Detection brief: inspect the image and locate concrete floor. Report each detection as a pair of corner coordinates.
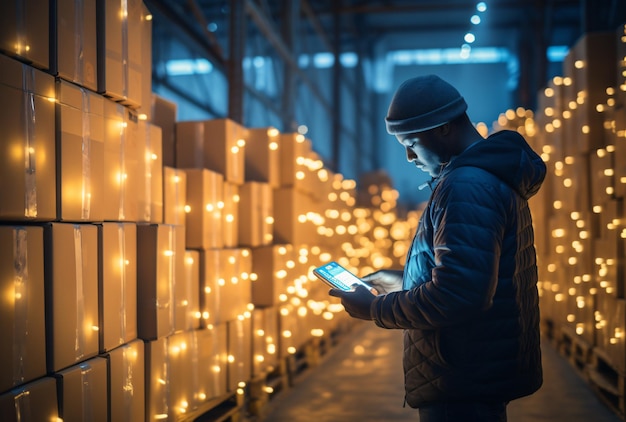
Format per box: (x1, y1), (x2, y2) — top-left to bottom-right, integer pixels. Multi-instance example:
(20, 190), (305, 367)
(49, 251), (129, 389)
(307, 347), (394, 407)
(262, 321), (623, 422)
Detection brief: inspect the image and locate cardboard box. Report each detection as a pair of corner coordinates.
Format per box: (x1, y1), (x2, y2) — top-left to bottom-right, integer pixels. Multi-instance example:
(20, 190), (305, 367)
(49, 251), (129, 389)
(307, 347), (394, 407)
(0, 0), (49, 70)
(197, 324), (228, 400)
(145, 337), (169, 421)
(54, 0), (98, 90)
(137, 121), (164, 223)
(279, 133), (311, 189)
(227, 317), (252, 391)
(613, 108), (626, 198)
(107, 340), (145, 422)
(0, 377), (58, 421)
(0, 226), (46, 394)
(273, 187), (317, 245)
(45, 223), (99, 372)
(563, 31), (617, 153)
(252, 307), (279, 376)
(98, 223), (138, 352)
(617, 24), (626, 107)
(183, 250), (202, 330)
(200, 248), (252, 325)
(102, 99), (140, 221)
(238, 182), (273, 247)
(137, 224), (185, 340)
(150, 94), (177, 167)
(136, 2), (153, 120)
(163, 166), (187, 226)
(57, 79), (105, 222)
(245, 127), (280, 187)
(56, 356), (108, 422)
(168, 331), (196, 419)
(176, 118), (246, 184)
(173, 230), (202, 333)
(589, 147), (615, 207)
(97, 0), (145, 108)
(0, 54), (56, 221)
(184, 168), (225, 249)
(250, 244), (293, 307)
(223, 182), (240, 247)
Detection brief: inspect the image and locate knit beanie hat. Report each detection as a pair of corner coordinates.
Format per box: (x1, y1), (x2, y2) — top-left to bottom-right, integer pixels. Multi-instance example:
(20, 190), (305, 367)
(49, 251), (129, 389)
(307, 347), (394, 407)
(385, 75), (468, 134)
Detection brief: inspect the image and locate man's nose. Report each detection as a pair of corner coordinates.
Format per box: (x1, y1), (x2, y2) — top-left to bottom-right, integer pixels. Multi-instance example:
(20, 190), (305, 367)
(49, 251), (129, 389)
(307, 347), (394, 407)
(406, 147), (417, 162)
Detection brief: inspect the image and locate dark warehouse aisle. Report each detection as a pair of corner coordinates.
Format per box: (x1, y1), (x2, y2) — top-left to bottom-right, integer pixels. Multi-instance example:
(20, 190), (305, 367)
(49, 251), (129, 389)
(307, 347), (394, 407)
(261, 322), (622, 422)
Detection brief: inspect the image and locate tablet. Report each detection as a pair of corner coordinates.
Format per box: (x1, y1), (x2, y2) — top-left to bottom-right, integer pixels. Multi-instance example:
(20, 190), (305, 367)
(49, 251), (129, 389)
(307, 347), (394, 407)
(313, 261), (376, 294)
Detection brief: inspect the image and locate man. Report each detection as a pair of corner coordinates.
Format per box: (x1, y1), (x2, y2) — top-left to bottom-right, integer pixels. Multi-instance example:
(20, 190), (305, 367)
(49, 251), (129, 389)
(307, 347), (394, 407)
(329, 74), (545, 421)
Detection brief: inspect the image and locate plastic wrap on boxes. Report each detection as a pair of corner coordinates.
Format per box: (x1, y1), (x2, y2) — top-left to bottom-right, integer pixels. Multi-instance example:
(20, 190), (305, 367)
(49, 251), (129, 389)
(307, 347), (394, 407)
(0, 54), (56, 221)
(137, 121), (163, 223)
(137, 224), (185, 340)
(0, 226), (46, 394)
(145, 336), (169, 421)
(45, 223), (99, 372)
(56, 356), (108, 422)
(0, 0), (49, 70)
(54, 0), (98, 90)
(108, 339), (145, 422)
(103, 99), (140, 221)
(97, 0), (145, 108)
(0, 377), (58, 421)
(57, 80), (105, 222)
(99, 223), (138, 352)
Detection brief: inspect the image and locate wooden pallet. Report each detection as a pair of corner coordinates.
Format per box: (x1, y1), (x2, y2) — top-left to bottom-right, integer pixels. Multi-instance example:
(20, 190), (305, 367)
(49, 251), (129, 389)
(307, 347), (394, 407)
(191, 391), (245, 422)
(246, 320), (358, 419)
(587, 347), (626, 419)
(247, 361), (291, 418)
(554, 324), (593, 373)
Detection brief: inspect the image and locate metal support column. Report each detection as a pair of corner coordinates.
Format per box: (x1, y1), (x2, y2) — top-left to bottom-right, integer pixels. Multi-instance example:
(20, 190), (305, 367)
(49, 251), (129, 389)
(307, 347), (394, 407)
(331, 0), (342, 172)
(229, 0), (245, 124)
(281, 0), (299, 132)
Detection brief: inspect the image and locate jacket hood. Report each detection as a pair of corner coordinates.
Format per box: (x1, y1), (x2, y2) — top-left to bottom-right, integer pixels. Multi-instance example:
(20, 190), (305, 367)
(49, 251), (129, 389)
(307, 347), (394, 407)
(443, 130), (546, 200)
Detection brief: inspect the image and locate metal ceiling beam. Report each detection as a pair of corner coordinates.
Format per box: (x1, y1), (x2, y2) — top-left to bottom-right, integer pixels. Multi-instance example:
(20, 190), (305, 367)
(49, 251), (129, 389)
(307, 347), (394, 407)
(187, 0), (224, 58)
(301, 0), (333, 52)
(324, 0), (579, 15)
(244, 0), (332, 113)
(144, 0), (226, 68)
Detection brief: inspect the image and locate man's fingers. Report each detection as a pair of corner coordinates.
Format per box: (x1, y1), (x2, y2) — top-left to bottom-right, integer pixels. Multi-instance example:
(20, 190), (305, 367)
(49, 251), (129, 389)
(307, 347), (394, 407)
(328, 288), (344, 297)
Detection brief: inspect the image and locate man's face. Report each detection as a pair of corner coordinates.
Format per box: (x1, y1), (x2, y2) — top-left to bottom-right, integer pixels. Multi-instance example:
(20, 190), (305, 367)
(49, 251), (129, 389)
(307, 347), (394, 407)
(396, 130), (447, 177)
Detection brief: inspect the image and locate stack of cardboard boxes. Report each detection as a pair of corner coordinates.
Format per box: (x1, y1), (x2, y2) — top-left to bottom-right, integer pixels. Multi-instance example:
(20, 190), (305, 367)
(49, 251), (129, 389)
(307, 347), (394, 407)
(0, 1), (418, 420)
(496, 26), (626, 416)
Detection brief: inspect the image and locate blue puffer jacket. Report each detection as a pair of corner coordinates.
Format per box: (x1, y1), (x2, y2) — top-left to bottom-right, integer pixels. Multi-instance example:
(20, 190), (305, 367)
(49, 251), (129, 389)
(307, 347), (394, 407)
(371, 130), (545, 408)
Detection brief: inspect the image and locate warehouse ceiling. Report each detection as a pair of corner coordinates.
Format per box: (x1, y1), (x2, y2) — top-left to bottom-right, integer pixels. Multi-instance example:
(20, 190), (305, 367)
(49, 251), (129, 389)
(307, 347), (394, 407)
(149, 0), (591, 59)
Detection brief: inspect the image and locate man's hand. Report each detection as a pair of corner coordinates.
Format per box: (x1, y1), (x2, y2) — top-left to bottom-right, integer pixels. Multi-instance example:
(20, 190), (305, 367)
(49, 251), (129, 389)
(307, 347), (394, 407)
(361, 270), (404, 294)
(329, 285), (376, 320)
